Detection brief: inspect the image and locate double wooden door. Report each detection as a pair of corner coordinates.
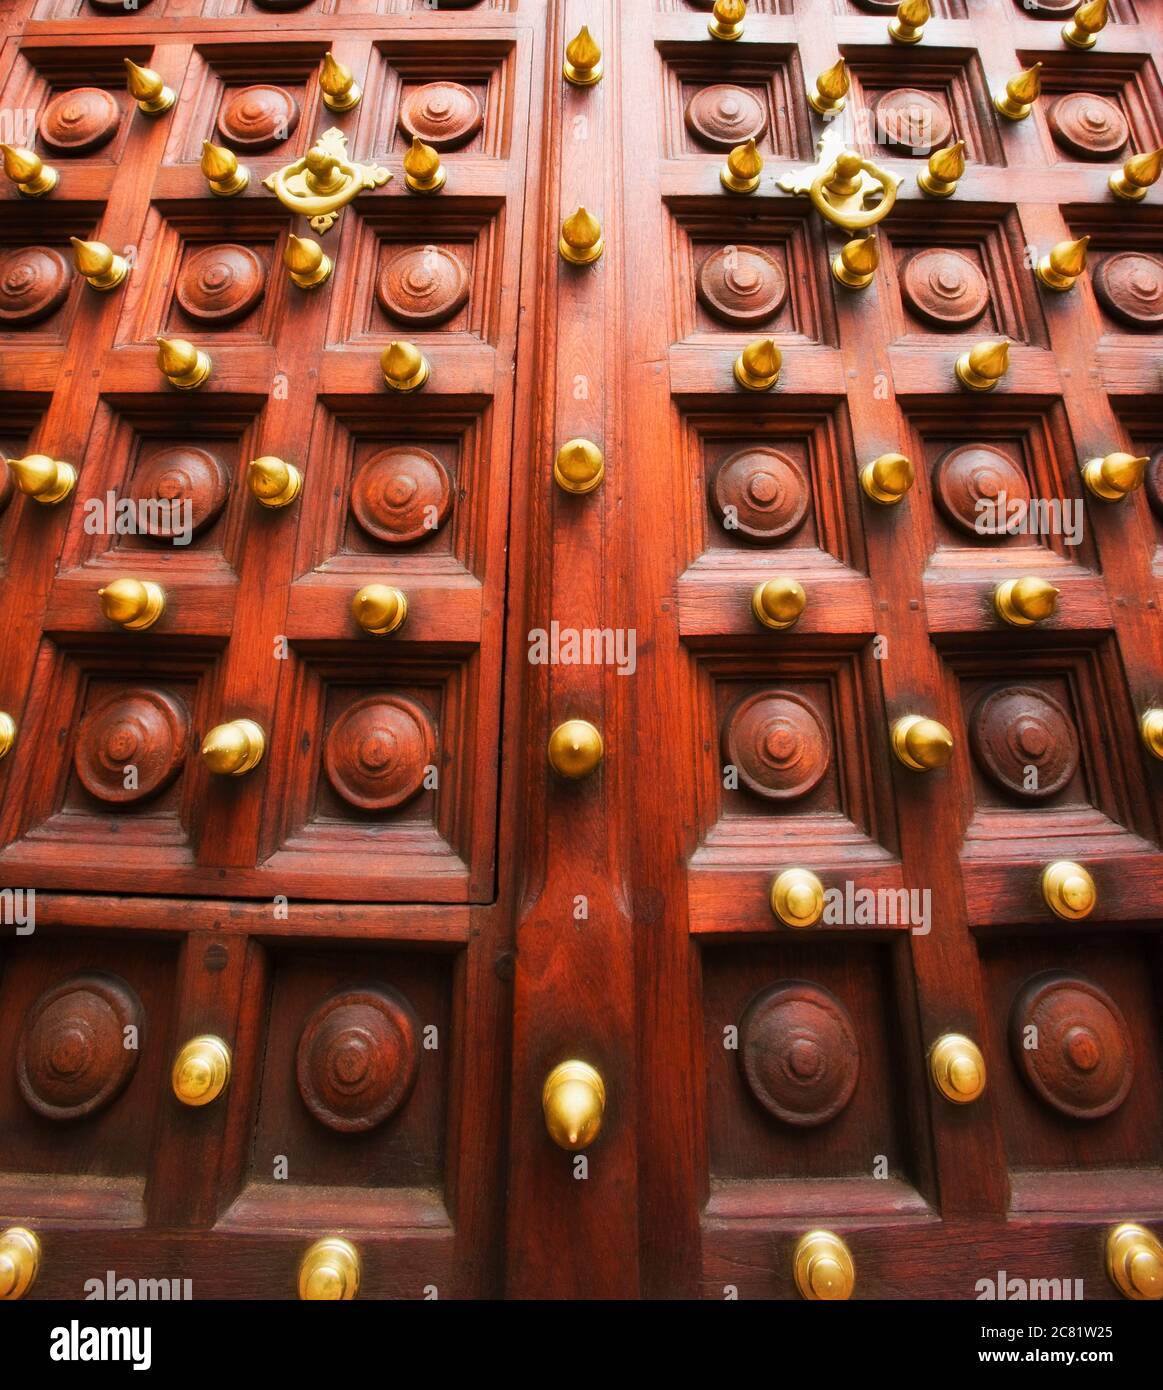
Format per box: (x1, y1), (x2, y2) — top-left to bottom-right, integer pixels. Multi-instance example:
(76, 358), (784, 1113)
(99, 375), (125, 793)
(1, 0), (1162, 1301)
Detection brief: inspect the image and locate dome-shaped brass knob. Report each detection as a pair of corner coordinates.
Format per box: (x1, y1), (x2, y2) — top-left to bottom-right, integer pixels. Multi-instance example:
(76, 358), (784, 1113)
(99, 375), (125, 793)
(283, 234), (332, 290)
(559, 206), (604, 264)
(930, 1033), (987, 1104)
(0, 1227), (40, 1300)
(708, 0), (746, 42)
(752, 577), (806, 630)
(71, 237), (130, 291)
(1036, 236), (1089, 293)
(563, 25), (603, 86)
(832, 233), (879, 290)
(994, 62), (1041, 121)
(0, 711), (15, 760)
(1, 143), (58, 197)
(124, 58), (175, 116)
(7, 453), (76, 505)
(892, 714), (954, 772)
(770, 867), (825, 930)
(994, 576), (1059, 627)
(720, 138), (763, 195)
(542, 1060), (606, 1150)
(200, 139), (248, 197)
(98, 578), (166, 631)
(860, 453), (914, 505)
(1041, 860), (1096, 921)
(298, 1236), (361, 1300)
(1083, 452), (1149, 502)
(248, 456), (302, 508)
(1106, 1223), (1163, 1301)
(1142, 709), (1163, 761)
(351, 584), (408, 636)
(793, 1230), (854, 1301)
(320, 52), (361, 112)
(171, 1035), (231, 1106)
(403, 135), (446, 195)
(734, 337), (781, 392)
(554, 438), (604, 495)
(956, 338), (1010, 391)
(201, 719), (266, 776)
(380, 340), (430, 392)
(547, 719), (604, 779)
(157, 336), (211, 390)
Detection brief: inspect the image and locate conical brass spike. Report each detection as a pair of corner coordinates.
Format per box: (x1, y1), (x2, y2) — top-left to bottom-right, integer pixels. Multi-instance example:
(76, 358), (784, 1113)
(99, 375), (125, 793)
(70, 237), (129, 291)
(7, 454), (76, 505)
(564, 25), (603, 86)
(1141, 709), (1163, 761)
(201, 720), (265, 776)
(0, 711), (15, 760)
(832, 233), (879, 289)
(283, 233), (332, 289)
(808, 58), (848, 117)
(995, 63), (1042, 121)
(918, 139), (966, 197)
(1109, 148), (1163, 202)
(1, 143), (58, 197)
(860, 453), (914, 506)
(994, 575), (1059, 627)
(1037, 235), (1089, 291)
(720, 137), (763, 194)
(97, 577), (166, 631)
(559, 206), (604, 264)
(891, 714), (954, 772)
(320, 52), (361, 112)
(955, 338), (1010, 391)
(1082, 452), (1149, 502)
(248, 457), (302, 509)
(156, 336), (212, 390)
(200, 140), (248, 197)
(708, 0), (747, 42)
(351, 584), (408, 636)
(403, 134), (446, 194)
(734, 337), (782, 392)
(1063, 0), (1109, 49)
(380, 340), (430, 393)
(889, 0), (930, 46)
(124, 57), (175, 115)
(752, 577), (806, 631)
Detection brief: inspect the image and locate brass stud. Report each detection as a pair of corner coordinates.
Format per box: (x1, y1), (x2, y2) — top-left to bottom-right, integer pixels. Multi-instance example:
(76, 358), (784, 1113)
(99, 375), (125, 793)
(1141, 708), (1163, 761)
(860, 452), (914, 506)
(1, 144), (58, 197)
(0, 711), (15, 760)
(793, 1231), (855, 1301)
(1041, 861), (1096, 921)
(1083, 452), (1148, 501)
(320, 52), (361, 112)
(1106, 1224), (1163, 1302)
(547, 720), (604, 779)
(98, 578), (166, 631)
(892, 714), (954, 772)
(157, 336), (211, 390)
(554, 438), (605, 495)
(559, 206), (604, 264)
(889, 0), (930, 46)
(918, 139), (966, 198)
(807, 59), (849, 118)
(124, 57), (175, 115)
(564, 25), (603, 86)
(248, 456), (302, 509)
(171, 1035), (232, 1105)
(752, 577), (805, 630)
(955, 338), (1010, 392)
(351, 584), (408, 636)
(994, 575), (1059, 627)
(708, 0), (747, 42)
(1109, 148), (1163, 203)
(930, 1033), (986, 1104)
(542, 1060), (606, 1151)
(380, 340), (430, 393)
(403, 135), (446, 195)
(201, 720), (266, 776)
(770, 868), (825, 930)
(283, 233), (332, 290)
(720, 138), (763, 194)
(200, 139), (249, 197)
(6, 454), (76, 505)
(70, 237), (130, 291)
(0, 1227), (41, 1301)
(734, 337), (781, 391)
(299, 1237), (361, 1301)
(832, 233), (879, 289)
(995, 63), (1042, 122)
(1062, 0), (1109, 50)
(1036, 235), (1089, 292)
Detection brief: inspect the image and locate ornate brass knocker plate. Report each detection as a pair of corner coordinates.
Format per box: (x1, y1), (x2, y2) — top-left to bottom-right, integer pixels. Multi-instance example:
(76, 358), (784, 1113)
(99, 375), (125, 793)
(263, 127), (390, 234)
(779, 130), (901, 232)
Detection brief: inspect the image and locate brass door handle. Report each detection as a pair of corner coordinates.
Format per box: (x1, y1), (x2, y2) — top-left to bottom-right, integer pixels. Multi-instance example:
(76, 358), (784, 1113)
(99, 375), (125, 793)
(779, 132), (902, 233)
(264, 127), (390, 234)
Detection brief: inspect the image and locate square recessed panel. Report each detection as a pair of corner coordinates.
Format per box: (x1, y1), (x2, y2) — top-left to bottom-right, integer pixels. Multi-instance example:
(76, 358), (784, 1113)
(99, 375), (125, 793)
(0, 398), (45, 574)
(658, 45), (810, 161)
(0, 205), (97, 346)
(1111, 398), (1163, 572)
(1061, 205), (1163, 338)
(1031, 52), (1163, 167)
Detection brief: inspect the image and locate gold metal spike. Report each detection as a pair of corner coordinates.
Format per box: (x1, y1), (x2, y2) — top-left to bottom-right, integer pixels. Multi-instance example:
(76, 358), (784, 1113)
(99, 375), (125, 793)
(200, 140), (249, 197)
(201, 721), (265, 776)
(564, 25), (603, 86)
(995, 63), (1042, 121)
(247, 457), (302, 509)
(994, 576), (1059, 627)
(403, 135), (446, 195)
(559, 206), (604, 264)
(1109, 148), (1163, 203)
(1041, 861), (1096, 921)
(157, 336), (211, 390)
(808, 59), (849, 118)
(734, 337), (782, 392)
(832, 233), (879, 289)
(70, 237), (129, 291)
(1063, 0), (1109, 50)
(708, 0), (747, 42)
(320, 52), (361, 112)
(720, 137), (763, 194)
(554, 438), (605, 495)
(889, 0), (930, 46)
(892, 715), (954, 772)
(955, 338), (1010, 391)
(752, 577), (805, 630)
(918, 139), (966, 198)
(98, 578), (166, 631)
(0, 712), (16, 760)
(769, 868), (825, 930)
(283, 233), (332, 290)
(1036, 235), (1090, 292)
(793, 1231), (855, 1301)
(930, 1034), (986, 1103)
(1083, 452), (1148, 501)
(6, 454), (76, 505)
(351, 584), (408, 636)
(1, 144), (58, 197)
(380, 340), (430, 393)
(860, 453), (914, 506)
(547, 720), (604, 779)
(1140, 709), (1163, 761)
(124, 57), (175, 115)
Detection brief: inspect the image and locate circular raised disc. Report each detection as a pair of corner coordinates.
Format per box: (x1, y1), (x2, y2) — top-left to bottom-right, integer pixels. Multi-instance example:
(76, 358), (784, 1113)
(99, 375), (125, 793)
(1093, 252), (1163, 330)
(740, 981), (860, 1127)
(87, 0), (155, 7)
(709, 447), (809, 543)
(296, 984), (420, 1133)
(1147, 452), (1163, 522)
(697, 245), (787, 327)
(350, 447), (452, 545)
(0, 464), (12, 515)
(873, 89), (953, 156)
(849, 0), (900, 10)
(17, 972), (142, 1120)
(217, 85), (300, 153)
(176, 244), (265, 325)
(130, 444), (229, 539)
(1010, 0), (1078, 13)
(900, 248), (989, 330)
(39, 87), (121, 155)
(1010, 971), (1134, 1120)
(724, 689), (831, 802)
(684, 84), (768, 151)
(0, 246), (70, 326)
(376, 245), (469, 327)
(251, 0), (314, 7)
(74, 686), (191, 805)
(399, 82), (482, 151)
(325, 695), (436, 811)
(933, 443), (1031, 537)
(1048, 93), (1129, 161)
(970, 684), (1080, 800)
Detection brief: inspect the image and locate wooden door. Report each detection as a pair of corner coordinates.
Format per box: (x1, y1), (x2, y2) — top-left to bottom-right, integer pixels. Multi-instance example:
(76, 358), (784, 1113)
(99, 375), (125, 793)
(2, 0), (1162, 1304)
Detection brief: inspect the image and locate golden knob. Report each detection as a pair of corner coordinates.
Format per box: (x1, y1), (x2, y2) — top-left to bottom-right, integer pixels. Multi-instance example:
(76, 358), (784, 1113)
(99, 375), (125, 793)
(1041, 860), (1096, 921)
(298, 1237), (361, 1300)
(0, 711), (15, 760)
(1, 143), (58, 197)
(769, 867), (825, 930)
(248, 456), (302, 508)
(98, 578), (166, 631)
(554, 438), (604, 495)
(892, 714), (954, 772)
(171, 1035), (231, 1106)
(559, 206), (604, 265)
(1141, 709), (1163, 761)
(1082, 452), (1148, 501)
(1109, 148), (1163, 203)
(807, 59), (848, 117)
(547, 719), (604, 780)
(124, 57), (174, 115)
(542, 1060), (606, 1150)
(200, 139), (249, 197)
(955, 338), (1010, 392)
(201, 719), (266, 776)
(832, 233), (879, 290)
(1106, 1223), (1163, 1301)
(793, 1230), (854, 1300)
(157, 336), (211, 390)
(861, 452), (914, 505)
(930, 1033), (986, 1103)
(1063, 0), (1109, 50)
(320, 52), (361, 112)
(1036, 235), (1090, 292)
(720, 138), (763, 195)
(70, 236), (129, 292)
(995, 63), (1042, 122)
(283, 233), (332, 290)
(994, 575), (1059, 627)
(889, 0), (930, 46)
(0, 1227), (40, 1300)
(380, 340), (430, 393)
(403, 135), (446, 195)
(918, 140), (966, 198)
(752, 577), (805, 630)
(351, 584), (408, 636)
(734, 337), (782, 392)
(6, 453), (76, 505)
(564, 25), (603, 86)
(708, 0), (747, 42)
